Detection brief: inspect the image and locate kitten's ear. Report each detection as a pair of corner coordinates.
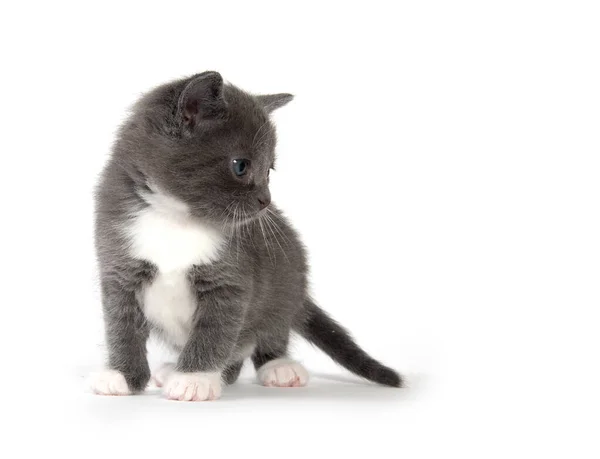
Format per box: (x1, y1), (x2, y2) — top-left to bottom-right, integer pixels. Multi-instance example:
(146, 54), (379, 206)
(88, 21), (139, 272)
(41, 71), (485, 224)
(257, 93), (294, 113)
(178, 71), (227, 128)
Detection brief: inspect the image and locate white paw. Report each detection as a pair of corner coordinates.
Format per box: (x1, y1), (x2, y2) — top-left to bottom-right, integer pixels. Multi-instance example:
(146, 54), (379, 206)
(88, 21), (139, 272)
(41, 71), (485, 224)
(152, 362), (175, 388)
(163, 371), (222, 401)
(257, 359), (309, 387)
(88, 369), (131, 396)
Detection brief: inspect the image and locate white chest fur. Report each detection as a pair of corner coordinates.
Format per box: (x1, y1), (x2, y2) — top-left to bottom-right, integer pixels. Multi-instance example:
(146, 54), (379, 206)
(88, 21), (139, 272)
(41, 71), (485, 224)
(126, 191), (224, 347)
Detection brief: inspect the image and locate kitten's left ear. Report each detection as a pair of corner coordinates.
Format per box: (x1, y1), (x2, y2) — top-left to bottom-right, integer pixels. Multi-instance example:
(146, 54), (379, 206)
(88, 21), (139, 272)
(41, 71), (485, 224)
(178, 71), (227, 128)
(257, 93), (294, 114)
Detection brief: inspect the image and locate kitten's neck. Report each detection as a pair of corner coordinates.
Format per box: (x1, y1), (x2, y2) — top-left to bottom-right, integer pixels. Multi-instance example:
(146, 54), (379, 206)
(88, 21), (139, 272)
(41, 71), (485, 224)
(137, 183), (191, 221)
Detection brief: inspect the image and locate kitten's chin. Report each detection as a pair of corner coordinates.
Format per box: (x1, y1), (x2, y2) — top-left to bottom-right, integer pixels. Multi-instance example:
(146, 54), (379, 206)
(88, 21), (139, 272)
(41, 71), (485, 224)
(225, 210), (264, 229)
(214, 204), (268, 231)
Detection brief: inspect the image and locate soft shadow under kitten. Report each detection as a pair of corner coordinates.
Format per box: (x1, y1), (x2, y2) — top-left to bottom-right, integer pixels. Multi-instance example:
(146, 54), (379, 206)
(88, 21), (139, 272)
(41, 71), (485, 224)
(91, 71), (402, 401)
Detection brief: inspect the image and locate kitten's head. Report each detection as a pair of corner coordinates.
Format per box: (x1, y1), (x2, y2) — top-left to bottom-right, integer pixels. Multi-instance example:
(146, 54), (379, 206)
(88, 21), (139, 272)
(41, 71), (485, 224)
(132, 71), (292, 227)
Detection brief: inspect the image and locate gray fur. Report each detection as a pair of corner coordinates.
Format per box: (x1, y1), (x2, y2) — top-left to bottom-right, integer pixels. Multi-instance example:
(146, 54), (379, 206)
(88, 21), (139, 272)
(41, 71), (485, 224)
(95, 71), (402, 393)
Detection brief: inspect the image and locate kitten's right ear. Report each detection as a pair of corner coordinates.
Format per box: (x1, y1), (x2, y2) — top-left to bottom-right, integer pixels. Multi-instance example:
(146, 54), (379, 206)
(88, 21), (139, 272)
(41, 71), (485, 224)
(178, 71), (227, 128)
(257, 93), (294, 113)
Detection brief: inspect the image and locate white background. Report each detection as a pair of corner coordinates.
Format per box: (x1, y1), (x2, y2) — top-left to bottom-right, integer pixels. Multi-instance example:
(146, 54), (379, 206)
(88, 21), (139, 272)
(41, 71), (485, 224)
(1, 1), (598, 457)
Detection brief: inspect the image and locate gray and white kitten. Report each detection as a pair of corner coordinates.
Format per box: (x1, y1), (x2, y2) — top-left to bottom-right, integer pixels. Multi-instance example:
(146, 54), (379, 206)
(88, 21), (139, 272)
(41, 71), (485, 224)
(91, 71), (402, 401)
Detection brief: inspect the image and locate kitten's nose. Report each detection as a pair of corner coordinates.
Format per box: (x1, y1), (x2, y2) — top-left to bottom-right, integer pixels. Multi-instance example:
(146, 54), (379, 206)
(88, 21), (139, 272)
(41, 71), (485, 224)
(257, 190), (271, 210)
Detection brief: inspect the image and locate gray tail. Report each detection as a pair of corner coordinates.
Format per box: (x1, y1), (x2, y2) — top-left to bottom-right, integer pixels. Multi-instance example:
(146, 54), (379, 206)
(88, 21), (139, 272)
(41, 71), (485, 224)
(295, 299), (403, 388)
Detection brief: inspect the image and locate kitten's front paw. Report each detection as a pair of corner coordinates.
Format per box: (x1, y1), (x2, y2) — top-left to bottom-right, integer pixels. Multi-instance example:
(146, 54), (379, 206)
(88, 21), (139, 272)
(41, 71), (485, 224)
(257, 359), (309, 387)
(152, 363), (175, 388)
(88, 369), (131, 396)
(163, 371), (222, 401)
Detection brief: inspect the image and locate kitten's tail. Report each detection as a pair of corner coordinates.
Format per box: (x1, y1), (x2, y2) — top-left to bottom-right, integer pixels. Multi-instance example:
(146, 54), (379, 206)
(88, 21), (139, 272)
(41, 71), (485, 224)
(295, 299), (403, 388)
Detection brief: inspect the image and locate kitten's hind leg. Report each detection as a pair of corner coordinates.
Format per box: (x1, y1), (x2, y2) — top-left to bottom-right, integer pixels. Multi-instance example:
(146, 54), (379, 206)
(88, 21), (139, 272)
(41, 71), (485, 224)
(223, 360), (244, 385)
(251, 338), (309, 388)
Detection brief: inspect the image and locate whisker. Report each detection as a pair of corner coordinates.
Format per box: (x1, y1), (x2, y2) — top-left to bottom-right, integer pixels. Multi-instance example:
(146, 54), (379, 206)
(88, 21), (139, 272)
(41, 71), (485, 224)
(264, 211), (292, 245)
(220, 202), (236, 236)
(263, 212), (289, 263)
(226, 203), (237, 248)
(258, 214), (274, 266)
(235, 204), (240, 261)
(251, 121), (271, 150)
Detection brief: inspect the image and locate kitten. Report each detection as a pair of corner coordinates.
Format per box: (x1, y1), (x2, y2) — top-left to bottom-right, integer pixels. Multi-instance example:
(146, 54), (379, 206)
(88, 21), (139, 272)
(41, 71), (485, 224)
(90, 71), (402, 401)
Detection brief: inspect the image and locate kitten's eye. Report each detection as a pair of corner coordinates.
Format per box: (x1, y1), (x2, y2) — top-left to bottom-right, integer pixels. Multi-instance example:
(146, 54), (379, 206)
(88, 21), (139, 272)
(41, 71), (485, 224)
(232, 159), (251, 177)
